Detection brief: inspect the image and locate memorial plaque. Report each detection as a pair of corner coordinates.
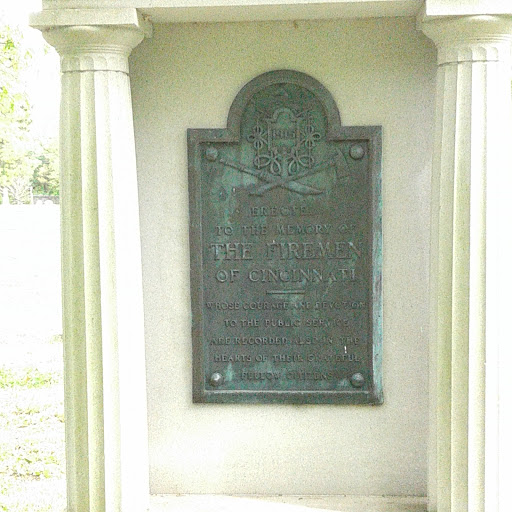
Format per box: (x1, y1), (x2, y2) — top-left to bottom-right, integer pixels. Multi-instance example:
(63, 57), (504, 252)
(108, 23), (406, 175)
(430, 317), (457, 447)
(188, 70), (382, 404)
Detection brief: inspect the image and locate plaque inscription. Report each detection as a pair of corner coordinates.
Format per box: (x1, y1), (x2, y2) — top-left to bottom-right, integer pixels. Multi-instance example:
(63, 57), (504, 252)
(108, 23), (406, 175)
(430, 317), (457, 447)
(188, 70), (382, 404)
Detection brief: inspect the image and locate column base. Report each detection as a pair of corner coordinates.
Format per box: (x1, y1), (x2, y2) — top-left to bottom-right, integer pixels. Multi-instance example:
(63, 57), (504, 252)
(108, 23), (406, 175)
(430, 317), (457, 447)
(150, 494), (427, 512)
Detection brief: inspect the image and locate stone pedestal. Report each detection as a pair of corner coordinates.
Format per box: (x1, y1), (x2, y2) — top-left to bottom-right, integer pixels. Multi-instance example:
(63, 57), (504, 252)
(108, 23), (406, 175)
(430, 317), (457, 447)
(420, 14), (512, 512)
(29, 4), (512, 511)
(31, 10), (151, 512)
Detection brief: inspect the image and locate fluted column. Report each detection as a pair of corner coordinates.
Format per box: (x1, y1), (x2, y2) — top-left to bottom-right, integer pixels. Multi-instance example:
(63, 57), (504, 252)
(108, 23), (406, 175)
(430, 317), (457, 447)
(420, 15), (512, 512)
(31, 10), (151, 512)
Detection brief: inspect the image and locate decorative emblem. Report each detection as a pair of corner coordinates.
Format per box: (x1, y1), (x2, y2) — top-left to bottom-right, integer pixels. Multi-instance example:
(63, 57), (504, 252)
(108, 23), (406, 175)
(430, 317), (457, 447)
(199, 78), (350, 196)
(249, 108), (320, 172)
(236, 107), (324, 195)
(204, 100), (347, 196)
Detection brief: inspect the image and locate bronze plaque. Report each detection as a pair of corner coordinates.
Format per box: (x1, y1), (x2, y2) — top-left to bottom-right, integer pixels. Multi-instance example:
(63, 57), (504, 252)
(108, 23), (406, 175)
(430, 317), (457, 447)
(188, 70), (382, 404)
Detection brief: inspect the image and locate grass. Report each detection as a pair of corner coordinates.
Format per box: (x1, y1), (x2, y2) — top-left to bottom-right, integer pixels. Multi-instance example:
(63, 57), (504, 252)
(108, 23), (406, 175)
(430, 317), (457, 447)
(0, 368), (60, 389)
(0, 440), (61, 479)
(0, 336), (66, 512)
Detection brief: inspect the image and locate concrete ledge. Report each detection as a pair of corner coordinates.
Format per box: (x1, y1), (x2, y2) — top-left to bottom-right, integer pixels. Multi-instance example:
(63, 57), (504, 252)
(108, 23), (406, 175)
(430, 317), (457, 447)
(40, 1), (423, 23)
(150, 495), (428, 512)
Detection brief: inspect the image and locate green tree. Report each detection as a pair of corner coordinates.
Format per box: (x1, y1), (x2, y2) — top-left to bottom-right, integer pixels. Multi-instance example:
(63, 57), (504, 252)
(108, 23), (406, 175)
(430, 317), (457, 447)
(0, 22), (50, 204)
(32, 138), (59, 196)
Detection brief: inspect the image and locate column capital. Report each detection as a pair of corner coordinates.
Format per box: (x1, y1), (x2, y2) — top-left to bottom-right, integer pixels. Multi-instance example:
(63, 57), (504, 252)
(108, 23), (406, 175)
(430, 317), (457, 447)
(418, 14), (512, 65)
(29, 8), (152, 72)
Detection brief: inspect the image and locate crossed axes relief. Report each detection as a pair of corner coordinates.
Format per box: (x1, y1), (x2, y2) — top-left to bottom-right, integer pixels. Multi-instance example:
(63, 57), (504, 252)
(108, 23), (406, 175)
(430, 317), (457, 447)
(207, 148), (349, 196)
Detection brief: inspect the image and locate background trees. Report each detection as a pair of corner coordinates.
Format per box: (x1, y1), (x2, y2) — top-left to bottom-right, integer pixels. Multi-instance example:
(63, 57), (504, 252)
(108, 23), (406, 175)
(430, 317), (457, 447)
(0, 20), (59, 204)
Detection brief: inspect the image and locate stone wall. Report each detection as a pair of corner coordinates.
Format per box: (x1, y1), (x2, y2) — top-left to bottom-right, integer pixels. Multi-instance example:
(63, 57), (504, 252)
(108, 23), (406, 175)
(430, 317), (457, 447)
(131, 16), (436, 497)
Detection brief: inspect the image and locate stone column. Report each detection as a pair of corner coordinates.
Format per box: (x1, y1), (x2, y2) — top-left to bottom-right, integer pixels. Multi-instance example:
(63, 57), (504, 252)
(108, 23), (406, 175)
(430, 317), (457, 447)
(420, 14), (512, 512)
(30, 10), (151, 512)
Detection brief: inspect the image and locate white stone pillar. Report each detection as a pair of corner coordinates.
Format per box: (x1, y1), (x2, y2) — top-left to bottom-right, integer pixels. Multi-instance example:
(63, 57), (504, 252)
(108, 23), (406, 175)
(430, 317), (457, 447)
(30, 10), (151, 512)
(420, 14), (512, 512)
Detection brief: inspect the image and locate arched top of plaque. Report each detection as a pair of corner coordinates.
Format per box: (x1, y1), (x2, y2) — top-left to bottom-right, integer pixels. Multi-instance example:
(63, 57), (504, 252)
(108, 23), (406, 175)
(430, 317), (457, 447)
(226, 70), (342, 140)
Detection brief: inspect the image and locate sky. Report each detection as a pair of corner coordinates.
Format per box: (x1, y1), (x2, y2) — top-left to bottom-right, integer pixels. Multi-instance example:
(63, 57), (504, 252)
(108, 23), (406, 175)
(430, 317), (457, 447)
(1, 1), (60, 139)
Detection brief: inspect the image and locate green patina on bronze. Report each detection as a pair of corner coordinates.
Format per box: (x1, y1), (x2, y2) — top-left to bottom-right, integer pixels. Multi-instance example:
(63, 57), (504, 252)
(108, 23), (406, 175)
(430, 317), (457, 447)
(188, 70), (382, 404)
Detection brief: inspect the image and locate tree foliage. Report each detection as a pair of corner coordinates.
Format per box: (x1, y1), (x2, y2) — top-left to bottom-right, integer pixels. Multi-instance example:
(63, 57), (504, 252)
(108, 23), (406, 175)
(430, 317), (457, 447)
(0, 22), (58, 204)
(32, 138), (59, 196)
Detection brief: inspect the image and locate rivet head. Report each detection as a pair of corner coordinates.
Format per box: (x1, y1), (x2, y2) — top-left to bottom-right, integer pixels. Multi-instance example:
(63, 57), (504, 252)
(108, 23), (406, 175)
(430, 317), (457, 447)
(349, 144), (365, 160)
(210, 372), (224, 387)
(350, 373), (365, 388)
(205, 147), (218, 161)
